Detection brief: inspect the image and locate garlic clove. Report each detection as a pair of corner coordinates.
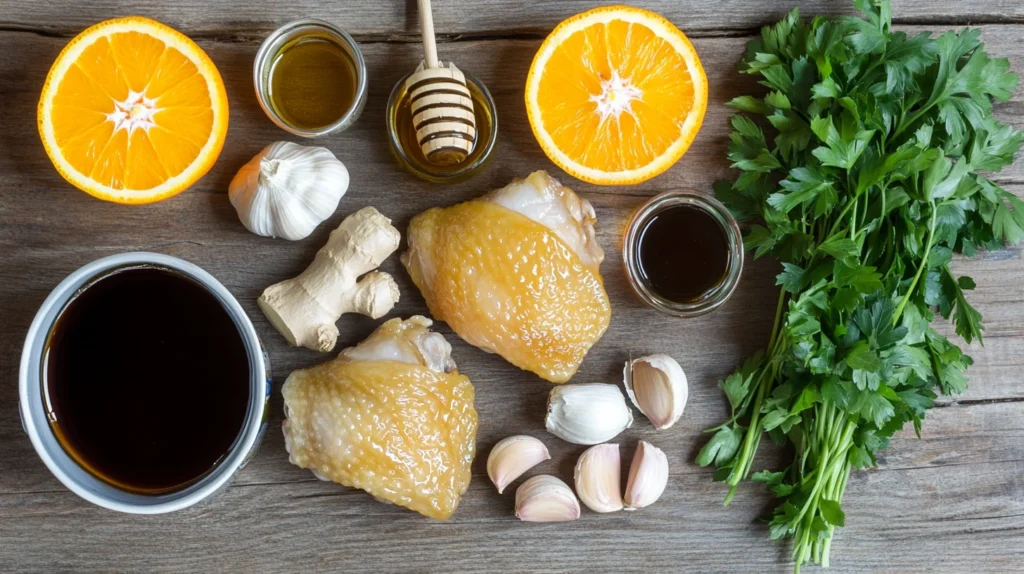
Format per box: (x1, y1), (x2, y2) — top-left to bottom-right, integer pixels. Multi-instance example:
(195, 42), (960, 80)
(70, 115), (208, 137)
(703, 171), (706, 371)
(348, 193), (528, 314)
(229, 141), (349, 241)
(574, 443), (624, 513)
(545, 383), (633, 445)
(515, 475), (581, 523)
(487, 435), (551, 494)
(624, 440), (669, 510)
(624, 354), (688, 430)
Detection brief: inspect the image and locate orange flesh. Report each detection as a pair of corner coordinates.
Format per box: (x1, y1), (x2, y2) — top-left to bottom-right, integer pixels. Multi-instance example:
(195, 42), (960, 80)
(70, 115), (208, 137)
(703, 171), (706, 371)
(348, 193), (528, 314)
(49, 31), (213, 191)
(535, 19), (696, 173)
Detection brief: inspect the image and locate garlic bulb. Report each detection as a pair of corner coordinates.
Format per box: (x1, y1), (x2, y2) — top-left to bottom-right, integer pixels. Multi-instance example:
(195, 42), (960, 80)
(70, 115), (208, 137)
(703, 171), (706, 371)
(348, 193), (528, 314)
(487, 435), (551, 494)
(546, 383), (633, 445)
(515, 475), (581, 523)
(624, 354), (688, 430)
(229, 141), (349, 241)
(574, 443), (624, 513)
(624, 440), (669, 510)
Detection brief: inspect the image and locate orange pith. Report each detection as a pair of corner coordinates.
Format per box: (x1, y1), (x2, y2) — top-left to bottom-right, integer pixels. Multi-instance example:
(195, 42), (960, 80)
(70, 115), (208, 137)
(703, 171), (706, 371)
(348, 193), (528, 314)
(526, 6), (708, 185)
(38, 17), (228, 204)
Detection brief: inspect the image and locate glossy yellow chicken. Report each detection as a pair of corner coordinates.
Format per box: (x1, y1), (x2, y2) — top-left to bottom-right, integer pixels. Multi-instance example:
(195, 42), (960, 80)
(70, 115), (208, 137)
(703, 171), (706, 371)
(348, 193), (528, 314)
(402, 171), (611, 383)
(281, 316), (477, 520)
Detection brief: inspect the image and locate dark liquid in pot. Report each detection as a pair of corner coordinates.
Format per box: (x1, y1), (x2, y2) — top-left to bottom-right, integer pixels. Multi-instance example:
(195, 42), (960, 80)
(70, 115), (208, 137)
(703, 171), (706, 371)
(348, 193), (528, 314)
(43, 267), (250, 494)
(636, 204), (730, 303)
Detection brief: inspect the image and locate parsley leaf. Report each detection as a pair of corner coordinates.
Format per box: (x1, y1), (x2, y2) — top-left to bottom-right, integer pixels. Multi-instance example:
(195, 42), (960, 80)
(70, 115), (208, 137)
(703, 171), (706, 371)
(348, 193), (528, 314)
(699, 5), (1022, 570)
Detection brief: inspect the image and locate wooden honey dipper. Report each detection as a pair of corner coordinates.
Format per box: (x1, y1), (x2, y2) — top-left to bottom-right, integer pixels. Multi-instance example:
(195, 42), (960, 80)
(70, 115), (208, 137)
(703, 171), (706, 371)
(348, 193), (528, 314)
(405, 0), (476, 166)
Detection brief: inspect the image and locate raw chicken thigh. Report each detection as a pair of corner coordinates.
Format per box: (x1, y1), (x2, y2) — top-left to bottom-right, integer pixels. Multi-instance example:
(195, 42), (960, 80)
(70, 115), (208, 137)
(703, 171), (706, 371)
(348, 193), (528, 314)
(282, 316), (478, 520)
(402, 171), (611, 383)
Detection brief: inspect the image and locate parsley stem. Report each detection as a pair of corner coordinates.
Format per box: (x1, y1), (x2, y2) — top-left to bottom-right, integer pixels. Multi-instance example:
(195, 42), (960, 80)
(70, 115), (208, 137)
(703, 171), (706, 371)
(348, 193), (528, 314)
(725, 289), (790, 504)
(850, 196), (859, 238)
(827, 195), (860, 239)
(894, 102), (936, 139)
(893, 202), (938, 324)
(767, 287), (788, 353)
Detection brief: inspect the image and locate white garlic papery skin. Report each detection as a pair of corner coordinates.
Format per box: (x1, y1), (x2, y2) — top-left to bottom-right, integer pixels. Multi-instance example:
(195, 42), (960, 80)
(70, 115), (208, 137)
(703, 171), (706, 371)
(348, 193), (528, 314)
(487, 435), (552, 494)
(515, 475), (581, 523)
(574, 443), (624, 513)
(229, 141), (350, 241)
(624, 440), (669, 510)
(546, 383), (633, 445)
(624, 354), (688, 430)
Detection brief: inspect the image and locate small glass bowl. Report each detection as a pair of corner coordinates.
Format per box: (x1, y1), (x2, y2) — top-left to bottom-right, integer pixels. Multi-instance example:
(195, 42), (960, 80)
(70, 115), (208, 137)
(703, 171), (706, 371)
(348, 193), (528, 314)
(623, 191), (745, 317)
(386, 69), (498, 183)
(253, 19), (368, 137)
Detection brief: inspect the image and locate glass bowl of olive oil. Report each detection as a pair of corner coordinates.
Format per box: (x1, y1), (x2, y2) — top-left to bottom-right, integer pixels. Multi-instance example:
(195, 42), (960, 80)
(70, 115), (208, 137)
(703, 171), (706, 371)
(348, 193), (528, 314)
(254, 19), (367, 137)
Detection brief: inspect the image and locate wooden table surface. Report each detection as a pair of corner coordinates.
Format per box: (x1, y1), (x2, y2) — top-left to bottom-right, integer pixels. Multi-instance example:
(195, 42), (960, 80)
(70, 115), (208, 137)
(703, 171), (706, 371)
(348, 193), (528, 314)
(2, 1), (1023, 572)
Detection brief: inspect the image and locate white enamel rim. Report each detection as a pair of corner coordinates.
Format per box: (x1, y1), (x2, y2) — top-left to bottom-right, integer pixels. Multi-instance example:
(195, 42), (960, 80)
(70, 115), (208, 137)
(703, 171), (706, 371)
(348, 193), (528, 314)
(18, 252), (268, 514)
(38, 18), (228, 203)
(526, 8), (708, 185)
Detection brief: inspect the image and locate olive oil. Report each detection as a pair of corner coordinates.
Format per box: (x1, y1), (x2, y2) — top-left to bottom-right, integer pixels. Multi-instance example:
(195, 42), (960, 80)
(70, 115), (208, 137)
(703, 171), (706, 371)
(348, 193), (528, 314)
(636, 204), (730, 303)
(43, 267), (250, 494)
(268, 36), (358, 131)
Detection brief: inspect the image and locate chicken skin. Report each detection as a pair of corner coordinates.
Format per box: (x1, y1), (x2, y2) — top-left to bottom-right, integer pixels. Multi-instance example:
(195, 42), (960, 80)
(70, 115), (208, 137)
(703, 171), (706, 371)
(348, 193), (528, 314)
(402, 171), (611, 383)
(281, 316), (477, 520)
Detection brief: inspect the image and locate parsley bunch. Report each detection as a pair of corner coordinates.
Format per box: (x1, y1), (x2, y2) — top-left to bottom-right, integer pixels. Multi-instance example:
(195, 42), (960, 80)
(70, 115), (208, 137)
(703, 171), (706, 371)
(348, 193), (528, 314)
(696, 1), (1023, 571)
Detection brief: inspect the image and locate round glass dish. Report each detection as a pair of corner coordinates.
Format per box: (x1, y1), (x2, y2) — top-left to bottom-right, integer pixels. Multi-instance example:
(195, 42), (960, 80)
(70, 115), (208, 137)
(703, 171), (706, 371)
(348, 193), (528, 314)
(623, 191), (744, 317)
(253, 19), (368, 137)
(386, 69), (497, 183)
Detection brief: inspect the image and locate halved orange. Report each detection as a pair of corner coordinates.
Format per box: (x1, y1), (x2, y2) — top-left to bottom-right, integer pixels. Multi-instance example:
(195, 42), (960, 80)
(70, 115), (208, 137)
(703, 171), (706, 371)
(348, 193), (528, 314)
(525, 6), (708, 185)
(38, 17), (228, 204)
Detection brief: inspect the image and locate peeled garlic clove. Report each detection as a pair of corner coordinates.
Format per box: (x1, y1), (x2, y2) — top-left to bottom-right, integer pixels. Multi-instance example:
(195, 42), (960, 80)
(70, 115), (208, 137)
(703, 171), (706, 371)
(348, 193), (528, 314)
(624, 354), (688, 430)
(229, 141), (349, 241)
(624, 440), (669, 510)
(545, 383), (633, 445)
(487, 435), (551, 494)
(515, 475), (581, 523)
(574, 443), (624, 513)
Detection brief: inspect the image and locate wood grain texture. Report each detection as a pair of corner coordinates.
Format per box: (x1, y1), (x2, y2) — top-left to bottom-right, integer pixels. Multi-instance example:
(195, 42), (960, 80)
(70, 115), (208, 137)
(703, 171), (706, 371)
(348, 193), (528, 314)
(2, 0), (1024, 37)
(1, 3), (1024, 573)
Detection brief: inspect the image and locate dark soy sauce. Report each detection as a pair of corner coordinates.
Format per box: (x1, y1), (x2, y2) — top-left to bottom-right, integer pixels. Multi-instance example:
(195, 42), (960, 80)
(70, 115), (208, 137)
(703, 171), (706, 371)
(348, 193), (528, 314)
(636, 204), (730, 303)
(43, 267), (250, 494)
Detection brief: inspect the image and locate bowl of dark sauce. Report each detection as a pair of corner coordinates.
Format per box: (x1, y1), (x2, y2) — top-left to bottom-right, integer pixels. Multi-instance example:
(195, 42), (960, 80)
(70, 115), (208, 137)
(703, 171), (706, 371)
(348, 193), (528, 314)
(19, 253), (270, 513)
(623, 191), (744, 317)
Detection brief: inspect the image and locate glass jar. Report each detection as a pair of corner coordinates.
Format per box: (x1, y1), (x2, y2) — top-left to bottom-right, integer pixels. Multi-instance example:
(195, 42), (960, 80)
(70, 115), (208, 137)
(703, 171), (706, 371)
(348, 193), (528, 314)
(253, 19), (368, 137)
(623, 191), (744, 317)
(386, 69), (498, 183)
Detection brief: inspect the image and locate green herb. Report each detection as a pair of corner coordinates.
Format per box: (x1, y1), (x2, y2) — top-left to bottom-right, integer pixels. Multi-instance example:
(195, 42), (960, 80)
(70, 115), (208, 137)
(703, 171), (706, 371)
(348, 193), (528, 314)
(698, 1), (1023, 571)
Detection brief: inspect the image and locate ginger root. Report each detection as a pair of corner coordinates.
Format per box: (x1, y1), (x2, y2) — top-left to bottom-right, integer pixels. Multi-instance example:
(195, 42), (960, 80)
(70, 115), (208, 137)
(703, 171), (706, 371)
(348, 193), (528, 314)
(258, 207), (401, 352)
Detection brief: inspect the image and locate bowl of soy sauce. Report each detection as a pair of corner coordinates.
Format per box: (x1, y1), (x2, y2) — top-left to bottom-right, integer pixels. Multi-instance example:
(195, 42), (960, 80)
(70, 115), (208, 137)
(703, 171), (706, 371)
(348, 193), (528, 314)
(19, 253), (270, 513)
(623, 191), (744, 317)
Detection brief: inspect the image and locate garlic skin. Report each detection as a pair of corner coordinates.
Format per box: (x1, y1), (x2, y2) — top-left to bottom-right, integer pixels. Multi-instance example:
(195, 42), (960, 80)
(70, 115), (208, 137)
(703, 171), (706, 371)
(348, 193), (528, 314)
(546, 383), (633, 445)
(624, 440), (669, 510)
(515, 475), (581, 523)
(574, 443), (623, 513)
(624, 354), (688, 430)
(487, 435), (551, 494)
(229, 141), (349, 241)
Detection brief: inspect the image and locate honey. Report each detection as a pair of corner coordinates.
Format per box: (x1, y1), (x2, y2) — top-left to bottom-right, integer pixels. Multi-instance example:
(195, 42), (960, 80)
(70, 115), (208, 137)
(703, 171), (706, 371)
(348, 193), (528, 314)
(387, 71), (497, 183)
(268, 35), (358, 131)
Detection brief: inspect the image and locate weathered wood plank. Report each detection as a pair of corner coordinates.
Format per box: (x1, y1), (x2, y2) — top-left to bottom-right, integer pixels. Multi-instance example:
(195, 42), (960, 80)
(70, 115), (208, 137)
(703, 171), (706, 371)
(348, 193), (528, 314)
(0, 445), (1021, 572)
(2, 0), (1023, 38)
(1, 13), (1024, 574)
